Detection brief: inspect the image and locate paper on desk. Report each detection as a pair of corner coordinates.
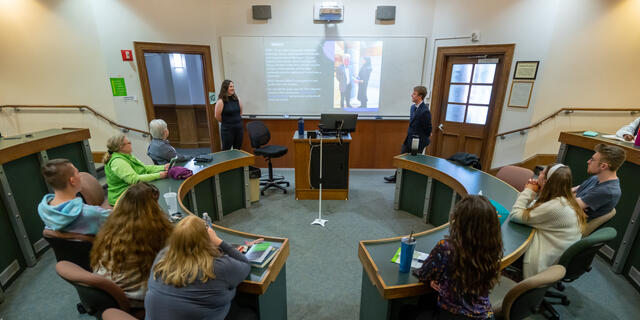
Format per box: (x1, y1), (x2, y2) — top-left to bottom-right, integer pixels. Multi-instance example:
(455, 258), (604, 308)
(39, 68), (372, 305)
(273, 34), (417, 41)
(391, 247), (429, 269)
(601, 134), (630, 143)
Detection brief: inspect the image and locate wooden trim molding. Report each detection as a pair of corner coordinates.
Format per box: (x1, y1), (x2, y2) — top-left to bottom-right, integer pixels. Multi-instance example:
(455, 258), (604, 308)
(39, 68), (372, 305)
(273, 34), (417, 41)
(133, 41), (221, 152)
(429, 44), (515, 170)
(0, 128), (90, 165)
(488, 153), (557, 175)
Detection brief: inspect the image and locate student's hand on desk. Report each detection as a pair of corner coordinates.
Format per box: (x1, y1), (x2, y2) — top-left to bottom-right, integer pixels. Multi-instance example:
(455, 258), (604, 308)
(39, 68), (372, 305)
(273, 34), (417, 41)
(159, 171), (168, 179)
(207, 227), (223, 247)
(623, 134), (634, 141)
(164, 163), (170, 170)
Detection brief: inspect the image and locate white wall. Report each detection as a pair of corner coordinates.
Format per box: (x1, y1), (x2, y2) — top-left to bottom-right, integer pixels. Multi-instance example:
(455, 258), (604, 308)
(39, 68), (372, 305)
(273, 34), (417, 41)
(1, 0), (638, 167)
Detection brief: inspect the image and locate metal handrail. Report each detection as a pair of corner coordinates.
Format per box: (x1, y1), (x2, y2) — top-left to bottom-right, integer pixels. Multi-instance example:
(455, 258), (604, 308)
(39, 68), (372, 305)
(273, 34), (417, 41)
(496, 107), (640, 139)
(0, 105), (150, 137)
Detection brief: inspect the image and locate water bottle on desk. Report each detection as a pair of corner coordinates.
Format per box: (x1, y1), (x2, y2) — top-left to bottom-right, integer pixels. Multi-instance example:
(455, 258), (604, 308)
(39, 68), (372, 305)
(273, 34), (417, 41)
(298, 118), (305, 137)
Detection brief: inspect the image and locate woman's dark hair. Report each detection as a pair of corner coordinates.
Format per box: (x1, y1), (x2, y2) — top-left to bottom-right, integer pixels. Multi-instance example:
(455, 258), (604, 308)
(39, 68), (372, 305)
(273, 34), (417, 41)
(449, 195), (503, 296)
(361, 56), (372, 71)
(218, 79), (238, 102)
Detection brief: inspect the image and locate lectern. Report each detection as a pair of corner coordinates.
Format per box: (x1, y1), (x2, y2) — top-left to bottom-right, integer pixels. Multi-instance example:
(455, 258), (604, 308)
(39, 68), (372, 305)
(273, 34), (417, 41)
(293, 131), (351, 200)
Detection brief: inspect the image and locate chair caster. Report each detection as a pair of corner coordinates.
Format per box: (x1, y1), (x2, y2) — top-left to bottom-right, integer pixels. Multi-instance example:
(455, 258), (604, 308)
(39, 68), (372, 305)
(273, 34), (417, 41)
(260, 191), (265, 196)
(77, 303), (87, 314)
(285, 182), (290, 187)
(549, 316), (559, 320)
(561, 298), (570, 305)
(283, 190), (287, 194)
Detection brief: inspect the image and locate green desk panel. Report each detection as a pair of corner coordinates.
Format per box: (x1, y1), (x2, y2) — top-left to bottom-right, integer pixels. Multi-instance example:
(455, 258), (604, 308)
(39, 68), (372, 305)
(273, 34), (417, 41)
(46, 142), (89, 173)
(3, 154), (48, 251)
(220, 168), (246, 216)
(0, 197), (25, 289)
(399, 170), (427, 218)
(430, 180), (456, 226)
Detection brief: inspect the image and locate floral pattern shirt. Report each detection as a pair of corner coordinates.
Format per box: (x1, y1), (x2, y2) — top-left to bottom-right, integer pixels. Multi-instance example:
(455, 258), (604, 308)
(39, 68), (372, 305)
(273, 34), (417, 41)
(413, 239), (494, 319)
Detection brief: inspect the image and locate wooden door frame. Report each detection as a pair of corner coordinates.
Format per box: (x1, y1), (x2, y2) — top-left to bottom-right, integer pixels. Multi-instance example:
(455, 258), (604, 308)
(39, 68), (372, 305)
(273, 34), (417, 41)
(429, 44), (514, 170)
(133, 41), (221, 152)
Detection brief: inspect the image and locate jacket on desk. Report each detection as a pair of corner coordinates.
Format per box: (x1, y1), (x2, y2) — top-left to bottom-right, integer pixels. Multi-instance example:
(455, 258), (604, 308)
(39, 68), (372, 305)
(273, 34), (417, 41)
(407, 102), (432, 145)
(448, 152), (481, 170)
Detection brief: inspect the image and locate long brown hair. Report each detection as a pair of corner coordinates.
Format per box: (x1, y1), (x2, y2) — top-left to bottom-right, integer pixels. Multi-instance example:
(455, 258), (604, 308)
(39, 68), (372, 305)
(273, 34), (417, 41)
(523, 164), (587, 228)
(449, 195), (503, 296)
(217, 79), (238, 102)
(153, 215), (222, 287)
(90, 182), (173, 280)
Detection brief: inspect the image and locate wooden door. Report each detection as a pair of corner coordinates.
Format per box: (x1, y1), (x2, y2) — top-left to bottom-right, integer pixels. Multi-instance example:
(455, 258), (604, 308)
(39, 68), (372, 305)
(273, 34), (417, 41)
(430, 45), (514, 169)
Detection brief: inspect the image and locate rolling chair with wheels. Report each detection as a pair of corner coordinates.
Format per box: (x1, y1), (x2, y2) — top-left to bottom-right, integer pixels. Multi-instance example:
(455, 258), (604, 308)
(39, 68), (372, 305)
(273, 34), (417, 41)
(55, 261), (144, 319)
(246, 121), (289, 195)
(543, 227), (617, 319)
(43, 229), (94, 271)
(491, 265), (566, 320)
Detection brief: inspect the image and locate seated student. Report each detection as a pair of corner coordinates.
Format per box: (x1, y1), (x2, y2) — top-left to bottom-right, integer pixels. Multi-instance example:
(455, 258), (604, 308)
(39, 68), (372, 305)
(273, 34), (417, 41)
(145, 215), (251, 320)
(573, 144), (625, 220)
(90, 182), (173, 307)
(104, 133), (168, 206)
(411, 195), (502, 319)
(147, 119), (188, 165)
(615, 117), (640, 141)
(38, 159), (110, 235)
(510, 164), (586, 278)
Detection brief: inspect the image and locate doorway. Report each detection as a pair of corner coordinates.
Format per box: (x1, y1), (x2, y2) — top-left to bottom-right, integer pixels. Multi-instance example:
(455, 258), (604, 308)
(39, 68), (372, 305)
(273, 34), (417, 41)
(429, 44), (514, 169)
(134, 42), (221, 152)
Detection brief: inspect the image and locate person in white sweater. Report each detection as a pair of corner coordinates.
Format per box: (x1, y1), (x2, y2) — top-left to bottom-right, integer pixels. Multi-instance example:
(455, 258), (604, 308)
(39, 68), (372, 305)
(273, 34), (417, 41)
(509, 163), (587, 278)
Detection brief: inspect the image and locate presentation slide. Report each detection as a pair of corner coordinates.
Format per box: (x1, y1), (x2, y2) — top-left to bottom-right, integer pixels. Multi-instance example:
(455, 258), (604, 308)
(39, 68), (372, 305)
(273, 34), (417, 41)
(221, 36), (426, 117)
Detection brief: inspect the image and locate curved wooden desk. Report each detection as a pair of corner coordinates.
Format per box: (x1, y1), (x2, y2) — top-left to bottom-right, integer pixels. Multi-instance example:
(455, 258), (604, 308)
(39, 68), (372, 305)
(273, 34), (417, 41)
(150, 150), (288, 319)
(358, 154), (534, 320)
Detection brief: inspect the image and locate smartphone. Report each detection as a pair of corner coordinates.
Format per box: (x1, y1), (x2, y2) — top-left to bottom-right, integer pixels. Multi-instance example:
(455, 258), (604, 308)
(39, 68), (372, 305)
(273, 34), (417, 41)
(168, 156), (178, 169)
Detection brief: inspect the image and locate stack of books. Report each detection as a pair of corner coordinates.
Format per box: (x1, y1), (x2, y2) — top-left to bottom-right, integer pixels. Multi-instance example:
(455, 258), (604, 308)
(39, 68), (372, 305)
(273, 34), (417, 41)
(245, 242), (277, 268)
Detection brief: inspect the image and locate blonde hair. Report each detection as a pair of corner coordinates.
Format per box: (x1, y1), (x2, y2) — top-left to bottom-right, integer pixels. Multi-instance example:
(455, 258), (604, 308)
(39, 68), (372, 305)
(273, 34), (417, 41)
(523, 164), (587, 229)
(153, 215), (222, 287)
(103, 133), (127, 163)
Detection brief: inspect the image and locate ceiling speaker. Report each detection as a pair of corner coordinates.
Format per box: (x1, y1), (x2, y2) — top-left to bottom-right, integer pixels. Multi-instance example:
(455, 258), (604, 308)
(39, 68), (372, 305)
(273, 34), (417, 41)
(252, 5), (272, 20)
(376, 6), (396, 21)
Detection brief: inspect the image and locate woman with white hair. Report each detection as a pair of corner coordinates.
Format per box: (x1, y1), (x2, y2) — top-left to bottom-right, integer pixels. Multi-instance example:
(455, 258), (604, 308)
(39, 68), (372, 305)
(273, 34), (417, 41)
(147, 119), (180, 165)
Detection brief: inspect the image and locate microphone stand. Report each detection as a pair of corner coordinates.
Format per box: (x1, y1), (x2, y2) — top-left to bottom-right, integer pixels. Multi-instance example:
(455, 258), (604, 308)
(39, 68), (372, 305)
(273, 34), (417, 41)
(311, 131), (328, 227)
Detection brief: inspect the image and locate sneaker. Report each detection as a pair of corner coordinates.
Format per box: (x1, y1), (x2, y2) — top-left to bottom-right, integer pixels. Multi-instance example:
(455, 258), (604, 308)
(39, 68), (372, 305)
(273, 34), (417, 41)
(384, 175), (396, 183)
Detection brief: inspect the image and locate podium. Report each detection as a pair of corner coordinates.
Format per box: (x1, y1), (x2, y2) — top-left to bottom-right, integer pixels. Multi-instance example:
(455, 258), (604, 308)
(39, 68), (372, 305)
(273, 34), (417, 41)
(293, 131), (351, 200)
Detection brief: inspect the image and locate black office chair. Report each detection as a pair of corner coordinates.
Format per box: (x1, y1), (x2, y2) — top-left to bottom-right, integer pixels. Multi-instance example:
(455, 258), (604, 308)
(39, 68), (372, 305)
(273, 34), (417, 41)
(246, 121), (289, 195)
(43, 229), (94, 271)
(543, 227), (617, 319)
(56, 261), (144, 319)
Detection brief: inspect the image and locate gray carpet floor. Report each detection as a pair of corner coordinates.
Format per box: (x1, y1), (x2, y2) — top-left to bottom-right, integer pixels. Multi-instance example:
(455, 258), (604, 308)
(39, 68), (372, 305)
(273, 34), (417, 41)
(0, 169), (638, 319)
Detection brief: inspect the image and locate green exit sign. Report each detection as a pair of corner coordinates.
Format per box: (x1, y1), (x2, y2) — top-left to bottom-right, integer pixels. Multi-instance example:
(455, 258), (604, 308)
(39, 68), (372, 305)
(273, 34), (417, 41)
(109, 77), (127, 96)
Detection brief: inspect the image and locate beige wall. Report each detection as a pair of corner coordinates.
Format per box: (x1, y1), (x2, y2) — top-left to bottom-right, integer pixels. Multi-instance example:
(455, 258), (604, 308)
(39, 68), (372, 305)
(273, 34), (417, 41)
(1, 0), (638, 167)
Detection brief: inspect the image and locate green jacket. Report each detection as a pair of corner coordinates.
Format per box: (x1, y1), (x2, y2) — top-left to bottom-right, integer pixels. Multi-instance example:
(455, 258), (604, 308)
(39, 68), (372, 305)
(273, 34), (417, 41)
(105, 152), (165, 205)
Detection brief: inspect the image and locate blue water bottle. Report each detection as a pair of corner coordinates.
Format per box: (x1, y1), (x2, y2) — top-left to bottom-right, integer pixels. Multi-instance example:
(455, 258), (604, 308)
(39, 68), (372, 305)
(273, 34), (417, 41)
(298, 118), (305, 136)
(399, 236), (416, 273)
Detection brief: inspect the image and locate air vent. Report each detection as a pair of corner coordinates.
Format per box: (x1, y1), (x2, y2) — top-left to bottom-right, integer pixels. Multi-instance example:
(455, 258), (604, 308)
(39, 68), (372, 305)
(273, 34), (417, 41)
(34, 237), (49, 253)
(599, 244), (615, 260)
(0, 260), (20, 286)
(629, 266), (640, 288)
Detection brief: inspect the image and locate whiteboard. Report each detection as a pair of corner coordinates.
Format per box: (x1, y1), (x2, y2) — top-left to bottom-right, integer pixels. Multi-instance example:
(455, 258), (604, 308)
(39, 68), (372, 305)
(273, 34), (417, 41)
(221, 36), (426, 117)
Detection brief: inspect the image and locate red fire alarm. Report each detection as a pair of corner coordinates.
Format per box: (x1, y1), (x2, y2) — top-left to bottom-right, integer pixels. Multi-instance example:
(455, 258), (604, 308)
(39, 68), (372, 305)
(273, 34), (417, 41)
(121, 50), (133, 61)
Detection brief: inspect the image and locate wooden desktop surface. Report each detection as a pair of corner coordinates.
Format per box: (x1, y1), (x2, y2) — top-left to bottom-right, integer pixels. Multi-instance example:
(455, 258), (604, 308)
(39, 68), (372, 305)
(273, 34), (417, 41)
(150, 149), (289, 295)
(559, 131), (640, 165)
(0, 128), (90, 165)
(293, 131), (351, 200)
(359, 154), (534, 299)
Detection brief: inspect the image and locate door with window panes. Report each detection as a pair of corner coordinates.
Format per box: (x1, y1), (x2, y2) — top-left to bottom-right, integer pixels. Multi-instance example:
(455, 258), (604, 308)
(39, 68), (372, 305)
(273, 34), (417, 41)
(434, 56), (500, 161)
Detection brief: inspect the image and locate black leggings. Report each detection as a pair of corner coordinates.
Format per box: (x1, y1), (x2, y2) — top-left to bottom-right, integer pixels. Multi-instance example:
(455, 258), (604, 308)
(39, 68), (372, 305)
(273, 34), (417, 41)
(221, 124), (243, 150)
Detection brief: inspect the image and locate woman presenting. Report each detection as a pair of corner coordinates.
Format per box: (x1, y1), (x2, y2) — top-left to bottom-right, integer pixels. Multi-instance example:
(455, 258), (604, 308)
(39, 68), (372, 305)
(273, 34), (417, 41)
(215, 80), (243, 150)
(356, 56), (372, 108)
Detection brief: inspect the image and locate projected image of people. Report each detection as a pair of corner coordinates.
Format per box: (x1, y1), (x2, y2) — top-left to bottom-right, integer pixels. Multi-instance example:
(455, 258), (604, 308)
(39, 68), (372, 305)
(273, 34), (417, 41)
(332, 41), (382, 111)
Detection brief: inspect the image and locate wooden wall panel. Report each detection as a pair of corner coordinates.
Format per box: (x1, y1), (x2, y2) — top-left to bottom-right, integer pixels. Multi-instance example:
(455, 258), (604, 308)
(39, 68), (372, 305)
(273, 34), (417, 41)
(240, 119), (409, 169)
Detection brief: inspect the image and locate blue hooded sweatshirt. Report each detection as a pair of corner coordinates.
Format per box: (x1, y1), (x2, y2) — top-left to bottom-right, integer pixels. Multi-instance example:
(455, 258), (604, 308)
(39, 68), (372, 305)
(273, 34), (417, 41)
(38, 194), (111, 235)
